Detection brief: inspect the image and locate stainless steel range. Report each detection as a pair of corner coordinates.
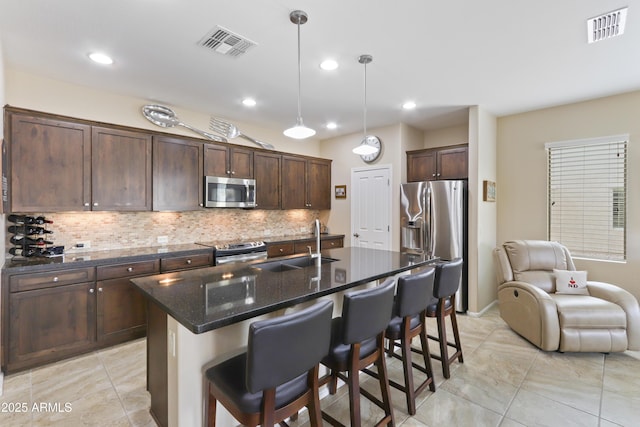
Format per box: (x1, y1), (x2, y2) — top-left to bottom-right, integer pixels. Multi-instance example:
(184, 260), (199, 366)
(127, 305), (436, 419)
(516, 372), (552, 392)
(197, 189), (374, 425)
(212, 241), (268, 265)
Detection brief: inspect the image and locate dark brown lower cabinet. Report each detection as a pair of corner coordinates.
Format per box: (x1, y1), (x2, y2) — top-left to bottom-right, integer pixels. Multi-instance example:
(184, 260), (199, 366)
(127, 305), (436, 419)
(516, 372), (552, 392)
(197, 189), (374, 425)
(8, 282), (96, 372)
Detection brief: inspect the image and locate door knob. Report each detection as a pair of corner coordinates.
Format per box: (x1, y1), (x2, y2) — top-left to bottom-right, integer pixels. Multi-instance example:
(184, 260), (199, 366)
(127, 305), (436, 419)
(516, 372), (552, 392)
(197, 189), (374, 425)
(353, 233), (360, 238)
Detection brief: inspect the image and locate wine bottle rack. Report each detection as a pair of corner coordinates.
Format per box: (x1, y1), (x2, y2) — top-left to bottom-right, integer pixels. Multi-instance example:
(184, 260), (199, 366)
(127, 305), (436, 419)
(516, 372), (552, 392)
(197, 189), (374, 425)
(7, 214), (60, 258)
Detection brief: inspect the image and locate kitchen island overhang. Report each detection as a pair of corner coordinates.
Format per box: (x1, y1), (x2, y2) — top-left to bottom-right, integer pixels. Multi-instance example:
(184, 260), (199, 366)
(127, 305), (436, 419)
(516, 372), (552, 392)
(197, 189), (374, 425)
(131, 247), (437, 427)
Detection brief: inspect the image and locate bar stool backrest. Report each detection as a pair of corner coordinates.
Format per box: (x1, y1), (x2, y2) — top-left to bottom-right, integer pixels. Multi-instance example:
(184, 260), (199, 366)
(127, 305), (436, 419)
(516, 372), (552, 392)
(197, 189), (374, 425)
(247, 299), (334, 393)
(396, 268), (436, 318)
(341, 278), (396, 345)
(434, 258), (463, 299)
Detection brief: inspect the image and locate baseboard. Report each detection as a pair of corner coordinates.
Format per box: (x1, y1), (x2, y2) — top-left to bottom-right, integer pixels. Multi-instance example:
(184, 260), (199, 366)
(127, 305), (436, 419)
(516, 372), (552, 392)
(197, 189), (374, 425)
(466, 299), (498, 318)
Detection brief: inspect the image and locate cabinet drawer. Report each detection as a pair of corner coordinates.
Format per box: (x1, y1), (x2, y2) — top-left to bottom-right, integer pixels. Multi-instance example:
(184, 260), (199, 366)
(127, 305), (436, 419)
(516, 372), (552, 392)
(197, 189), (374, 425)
(161, 252), (213, 272)
(321, 238), (343, 249)
(96, 260), (160, 281)
(9, 267), (96, 293)
(267, 242), (295, 258)
(294, 240), (317, 254)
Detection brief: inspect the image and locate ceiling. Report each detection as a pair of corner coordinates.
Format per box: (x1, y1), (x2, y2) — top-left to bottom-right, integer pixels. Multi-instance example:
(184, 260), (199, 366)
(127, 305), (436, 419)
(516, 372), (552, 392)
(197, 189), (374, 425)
(1, 1), (639, 139)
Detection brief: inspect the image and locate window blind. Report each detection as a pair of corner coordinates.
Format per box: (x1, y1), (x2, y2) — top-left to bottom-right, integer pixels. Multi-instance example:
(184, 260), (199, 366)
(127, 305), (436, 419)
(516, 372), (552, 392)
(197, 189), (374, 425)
(546, 136), (627, 261)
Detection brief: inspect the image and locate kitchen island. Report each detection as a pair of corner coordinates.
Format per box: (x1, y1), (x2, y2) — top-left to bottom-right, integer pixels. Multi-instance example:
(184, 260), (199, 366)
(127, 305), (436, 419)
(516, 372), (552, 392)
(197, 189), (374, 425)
(131, 246), (436, 427)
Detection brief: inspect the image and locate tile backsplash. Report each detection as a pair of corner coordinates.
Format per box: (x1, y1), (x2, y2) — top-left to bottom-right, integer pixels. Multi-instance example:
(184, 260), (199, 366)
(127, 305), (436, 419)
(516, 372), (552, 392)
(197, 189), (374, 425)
(7, 210), (319, 253)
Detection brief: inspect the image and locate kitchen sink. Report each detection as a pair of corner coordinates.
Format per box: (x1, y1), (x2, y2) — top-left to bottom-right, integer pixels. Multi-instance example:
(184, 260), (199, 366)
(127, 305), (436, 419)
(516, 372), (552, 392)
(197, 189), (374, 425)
(252, 256), (338, 272)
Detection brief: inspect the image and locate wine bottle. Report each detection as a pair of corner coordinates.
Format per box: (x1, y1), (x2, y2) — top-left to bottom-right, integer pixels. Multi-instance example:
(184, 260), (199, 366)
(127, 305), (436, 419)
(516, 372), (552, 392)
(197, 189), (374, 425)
(7, 225), (54, 235)
(32, 216), (53, 225)
(7, 215), (53, 225)
(9, 247), (37, 257)
(9, 235), (53, 246)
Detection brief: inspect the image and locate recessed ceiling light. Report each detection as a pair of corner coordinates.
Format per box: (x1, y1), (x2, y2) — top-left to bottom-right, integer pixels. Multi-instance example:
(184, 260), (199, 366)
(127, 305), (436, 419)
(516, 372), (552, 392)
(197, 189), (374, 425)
(320, 59), (339, 71)
(326, 122), (337, 130)
(402, 101), (417, 110)
(88, 52), (113, 65)
(242, 98), (257, 107)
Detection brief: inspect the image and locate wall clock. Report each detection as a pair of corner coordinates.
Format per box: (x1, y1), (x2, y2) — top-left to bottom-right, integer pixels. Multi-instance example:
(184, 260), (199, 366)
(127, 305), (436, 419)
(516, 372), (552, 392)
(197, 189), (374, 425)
(359, 135), (382, 163)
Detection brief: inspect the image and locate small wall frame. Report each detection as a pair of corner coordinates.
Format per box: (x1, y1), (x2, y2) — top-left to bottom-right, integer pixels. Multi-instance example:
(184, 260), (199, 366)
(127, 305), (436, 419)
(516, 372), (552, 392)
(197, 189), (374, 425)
(483, 180), (496, 202)
(335, 185), (347, 199)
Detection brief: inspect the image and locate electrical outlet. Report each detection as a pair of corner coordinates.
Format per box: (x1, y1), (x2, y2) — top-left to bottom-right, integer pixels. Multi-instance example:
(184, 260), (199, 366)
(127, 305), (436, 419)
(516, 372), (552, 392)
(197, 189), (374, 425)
(168, 330), (176, 357)
(157, 236), (169, 245)
(76, 241), (91, 249)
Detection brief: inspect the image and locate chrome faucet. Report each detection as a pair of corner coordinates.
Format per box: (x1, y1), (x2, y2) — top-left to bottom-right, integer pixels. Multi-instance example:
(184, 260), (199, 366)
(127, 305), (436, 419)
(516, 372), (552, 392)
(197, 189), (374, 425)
(308, 219), (321, 262)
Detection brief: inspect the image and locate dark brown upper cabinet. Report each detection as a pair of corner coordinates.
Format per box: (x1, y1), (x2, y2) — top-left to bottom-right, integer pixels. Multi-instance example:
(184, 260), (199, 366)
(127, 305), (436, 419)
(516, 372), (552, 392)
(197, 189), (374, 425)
(153, 135), (204, 211)
(9, 113), (91, 212)
(91, 127), (152, 211)
(253, 152), (281, 209)
(281, 156), (331, 210)
(203, 144), (253, 179)
(406, 144), (468, 182)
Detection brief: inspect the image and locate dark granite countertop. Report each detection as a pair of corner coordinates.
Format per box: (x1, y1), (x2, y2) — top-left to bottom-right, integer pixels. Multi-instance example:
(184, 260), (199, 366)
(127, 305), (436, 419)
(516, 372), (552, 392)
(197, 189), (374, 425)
(130, 247), (437, 334)
(196, 233), (344, 248)
(2, 243), (214, 274)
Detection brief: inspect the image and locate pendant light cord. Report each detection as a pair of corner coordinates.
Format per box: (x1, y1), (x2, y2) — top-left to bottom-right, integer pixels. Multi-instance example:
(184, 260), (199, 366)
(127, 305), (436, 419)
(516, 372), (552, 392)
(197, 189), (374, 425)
(296, 17), (302, 122)
(363, 60), (367, 136)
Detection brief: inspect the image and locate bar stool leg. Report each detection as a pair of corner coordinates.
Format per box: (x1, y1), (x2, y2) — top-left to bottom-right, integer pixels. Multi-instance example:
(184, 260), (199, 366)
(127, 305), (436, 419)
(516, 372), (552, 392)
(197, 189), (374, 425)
(375, 336), (395, 426)
(450, 305), (464, 364)
(347, 351), (362, 427)
(436, 304), (451, 378)
(418, 318), (436, 392)
(400, 322), (416, 415)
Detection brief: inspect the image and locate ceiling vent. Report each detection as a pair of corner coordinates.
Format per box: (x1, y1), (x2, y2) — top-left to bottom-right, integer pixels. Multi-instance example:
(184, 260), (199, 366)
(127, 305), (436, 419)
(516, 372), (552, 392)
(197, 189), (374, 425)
(587, 7), (628, 43)
(198, 26), (257, 57)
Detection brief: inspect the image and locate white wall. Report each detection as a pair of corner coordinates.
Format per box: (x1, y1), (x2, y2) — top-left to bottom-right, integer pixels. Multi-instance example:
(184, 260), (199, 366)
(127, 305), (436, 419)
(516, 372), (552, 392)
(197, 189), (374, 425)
(424, 123), (469, 149)
(497, 90), (640, 301)
(320, 123), (415, 251)
(1, 34), (6, 266)
(469, 106), (497, 312)
(5, 69), (321, 158)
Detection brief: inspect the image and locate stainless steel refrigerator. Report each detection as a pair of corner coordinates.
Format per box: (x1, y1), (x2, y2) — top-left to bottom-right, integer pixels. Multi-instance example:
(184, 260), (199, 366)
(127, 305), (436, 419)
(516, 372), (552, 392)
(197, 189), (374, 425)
(400, 180), (468, 312)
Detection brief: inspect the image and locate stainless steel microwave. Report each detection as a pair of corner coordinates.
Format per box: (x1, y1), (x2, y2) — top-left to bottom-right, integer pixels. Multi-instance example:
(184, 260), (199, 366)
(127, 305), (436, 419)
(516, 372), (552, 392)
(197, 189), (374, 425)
(204, 176), (256, 208)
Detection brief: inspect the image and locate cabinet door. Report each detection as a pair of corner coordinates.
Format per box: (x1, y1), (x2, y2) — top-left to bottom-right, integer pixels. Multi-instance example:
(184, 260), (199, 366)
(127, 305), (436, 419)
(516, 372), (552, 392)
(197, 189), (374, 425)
(281, 156), (307, 209)
(96, 278), (147, 343)
(8, 282), (96, 369)
(437, 145), (468, 180)
(9, 113), (91, 212)
(153, 136), (204, 211)
(92, 126), (152, 211)
(254, 152), (281, 209)
(407, 150), (437, 182)
(203, 144), (229, 177)
(229, 147), (254, 179)
(307, 159), (331, 210)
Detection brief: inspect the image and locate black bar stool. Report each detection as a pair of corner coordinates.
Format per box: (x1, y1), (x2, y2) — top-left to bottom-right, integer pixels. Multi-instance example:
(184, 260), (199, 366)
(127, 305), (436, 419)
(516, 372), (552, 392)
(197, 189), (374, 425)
(320, 278), (396, 427)
(427, 258), (464, 379)
(373, 268), (437, 415)
(205, 299), (334, 427)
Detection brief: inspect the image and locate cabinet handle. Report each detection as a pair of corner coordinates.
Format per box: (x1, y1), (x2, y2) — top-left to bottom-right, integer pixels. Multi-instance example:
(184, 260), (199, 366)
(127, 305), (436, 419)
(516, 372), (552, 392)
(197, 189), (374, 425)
(279, 248), (284, 252)
(53, 276), (59, 282)
(98, 287), (103, 292)
(93, 202), (99, 207)
(186, 259), (192, 265)
(437, 173), (441, 177)
(127, 267), (134, 272)
(226, 170), (231, 174)
(432, 173), (436, 177)
(89, 288), (95, 293)
(84, 202), (90, 207)
(231, 171), (235, 175)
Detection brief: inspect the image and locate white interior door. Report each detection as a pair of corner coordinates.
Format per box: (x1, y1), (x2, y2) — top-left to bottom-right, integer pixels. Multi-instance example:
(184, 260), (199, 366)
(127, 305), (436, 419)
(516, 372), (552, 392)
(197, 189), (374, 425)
(351, 166), (391, 249)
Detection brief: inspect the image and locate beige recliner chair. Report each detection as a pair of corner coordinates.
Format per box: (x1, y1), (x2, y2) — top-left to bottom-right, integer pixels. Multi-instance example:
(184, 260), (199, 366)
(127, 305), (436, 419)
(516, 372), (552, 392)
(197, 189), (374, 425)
(494, 240), (640, 352)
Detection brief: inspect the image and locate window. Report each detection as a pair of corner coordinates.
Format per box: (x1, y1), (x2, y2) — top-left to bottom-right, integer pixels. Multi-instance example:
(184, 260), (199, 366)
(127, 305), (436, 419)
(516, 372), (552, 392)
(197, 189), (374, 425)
(546, 135), (627, 261)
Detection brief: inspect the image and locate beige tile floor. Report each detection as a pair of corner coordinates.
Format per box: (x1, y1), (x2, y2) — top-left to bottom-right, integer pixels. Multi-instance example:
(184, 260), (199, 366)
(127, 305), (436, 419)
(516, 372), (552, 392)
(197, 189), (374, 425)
(1, 304), (639, 427)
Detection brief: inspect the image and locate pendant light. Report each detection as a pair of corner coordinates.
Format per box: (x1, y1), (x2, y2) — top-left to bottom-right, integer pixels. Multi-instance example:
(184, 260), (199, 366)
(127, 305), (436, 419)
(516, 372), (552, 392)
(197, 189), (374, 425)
(352, 54), (380, 156)
(284, 10), (316, 139)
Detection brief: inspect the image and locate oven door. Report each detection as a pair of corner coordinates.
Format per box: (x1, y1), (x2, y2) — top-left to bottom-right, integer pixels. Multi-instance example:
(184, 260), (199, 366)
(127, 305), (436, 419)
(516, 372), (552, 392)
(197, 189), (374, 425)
(215, 251), (268, 265)
(205, 176), (256, 208)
